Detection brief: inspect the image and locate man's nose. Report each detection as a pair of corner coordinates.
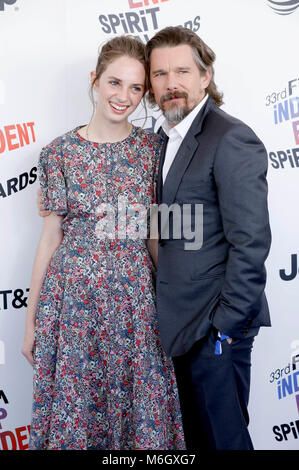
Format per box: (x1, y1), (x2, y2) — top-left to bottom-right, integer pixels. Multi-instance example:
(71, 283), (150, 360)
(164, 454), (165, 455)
(166, 72), (179, 91)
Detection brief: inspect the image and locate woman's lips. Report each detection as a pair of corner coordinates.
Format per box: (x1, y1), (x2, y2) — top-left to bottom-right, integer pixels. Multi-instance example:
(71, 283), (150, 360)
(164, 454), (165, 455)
(109, 102), (129, 114)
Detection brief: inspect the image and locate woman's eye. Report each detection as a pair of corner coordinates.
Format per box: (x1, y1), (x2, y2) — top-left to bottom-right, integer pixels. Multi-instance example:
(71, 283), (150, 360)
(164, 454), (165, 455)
(110, 81), (118, 86)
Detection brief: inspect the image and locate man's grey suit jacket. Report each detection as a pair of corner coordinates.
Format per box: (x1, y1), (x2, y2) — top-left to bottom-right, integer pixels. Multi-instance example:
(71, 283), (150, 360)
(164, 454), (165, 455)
(156, 96), (271, 357)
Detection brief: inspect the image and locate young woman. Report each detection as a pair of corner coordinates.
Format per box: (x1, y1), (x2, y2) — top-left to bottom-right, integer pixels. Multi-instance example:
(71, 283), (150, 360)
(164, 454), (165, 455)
(21, 36), (185, 450)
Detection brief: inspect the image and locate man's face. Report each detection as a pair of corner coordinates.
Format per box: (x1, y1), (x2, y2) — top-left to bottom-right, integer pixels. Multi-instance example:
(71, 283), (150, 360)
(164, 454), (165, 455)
(149, 44), (211, 126)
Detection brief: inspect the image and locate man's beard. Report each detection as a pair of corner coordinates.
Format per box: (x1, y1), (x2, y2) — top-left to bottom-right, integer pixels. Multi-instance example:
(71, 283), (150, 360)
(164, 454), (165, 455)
(161, 91), (190, 125)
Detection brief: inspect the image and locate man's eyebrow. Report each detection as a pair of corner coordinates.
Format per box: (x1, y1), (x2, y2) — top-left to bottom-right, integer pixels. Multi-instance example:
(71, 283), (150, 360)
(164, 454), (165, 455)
(151, 66), (192, 74)
(151, 68), (166, 75)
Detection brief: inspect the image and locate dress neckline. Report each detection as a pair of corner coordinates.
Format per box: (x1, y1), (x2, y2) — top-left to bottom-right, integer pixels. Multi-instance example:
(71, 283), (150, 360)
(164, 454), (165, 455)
(73, 125), (138, 146)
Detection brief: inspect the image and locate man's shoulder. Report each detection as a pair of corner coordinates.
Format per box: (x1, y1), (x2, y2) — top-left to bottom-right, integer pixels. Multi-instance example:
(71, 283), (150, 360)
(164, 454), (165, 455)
(204, 103), (261, 143)
(208, 104), (248, 131)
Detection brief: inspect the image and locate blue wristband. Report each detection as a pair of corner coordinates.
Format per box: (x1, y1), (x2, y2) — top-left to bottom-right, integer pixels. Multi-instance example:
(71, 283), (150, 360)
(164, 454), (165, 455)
(215, 331), (230, 355)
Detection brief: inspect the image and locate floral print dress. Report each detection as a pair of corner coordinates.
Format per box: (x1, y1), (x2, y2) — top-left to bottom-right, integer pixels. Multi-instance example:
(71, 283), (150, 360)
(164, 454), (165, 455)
(29, 125), (185, 450)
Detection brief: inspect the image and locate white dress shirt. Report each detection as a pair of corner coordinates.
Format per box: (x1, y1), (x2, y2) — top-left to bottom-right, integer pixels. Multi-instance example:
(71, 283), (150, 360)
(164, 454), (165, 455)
(161, 93), (209, 184)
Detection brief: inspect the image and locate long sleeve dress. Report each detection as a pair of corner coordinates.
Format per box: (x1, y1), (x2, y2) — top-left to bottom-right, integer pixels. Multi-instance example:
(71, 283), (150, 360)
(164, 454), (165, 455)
(29, 125), (185, 450)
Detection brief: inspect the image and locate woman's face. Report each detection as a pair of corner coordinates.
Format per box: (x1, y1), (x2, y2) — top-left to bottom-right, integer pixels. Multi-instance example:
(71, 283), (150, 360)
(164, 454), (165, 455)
(93, 55), (145, 125)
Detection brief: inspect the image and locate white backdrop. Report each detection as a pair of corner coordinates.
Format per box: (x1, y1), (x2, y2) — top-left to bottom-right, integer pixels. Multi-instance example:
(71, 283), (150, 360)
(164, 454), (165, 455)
(0, 0), (298, 450)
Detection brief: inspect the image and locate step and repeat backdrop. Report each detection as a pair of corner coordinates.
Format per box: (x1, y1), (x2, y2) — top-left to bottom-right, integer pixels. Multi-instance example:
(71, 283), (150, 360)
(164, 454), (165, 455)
(0, 0), (298, 450)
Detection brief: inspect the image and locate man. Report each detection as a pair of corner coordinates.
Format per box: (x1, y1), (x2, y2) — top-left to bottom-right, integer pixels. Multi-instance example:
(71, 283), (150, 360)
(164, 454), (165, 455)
(145, 26), (271, 450)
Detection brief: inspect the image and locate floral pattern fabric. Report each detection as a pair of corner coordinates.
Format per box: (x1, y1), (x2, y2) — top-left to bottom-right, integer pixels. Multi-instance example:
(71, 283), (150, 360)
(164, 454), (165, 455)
(29, 126), (185, 450)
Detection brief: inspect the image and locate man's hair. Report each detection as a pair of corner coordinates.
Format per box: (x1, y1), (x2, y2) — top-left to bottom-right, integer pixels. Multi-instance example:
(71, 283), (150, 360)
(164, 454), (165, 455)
(145, 26), (224, 107)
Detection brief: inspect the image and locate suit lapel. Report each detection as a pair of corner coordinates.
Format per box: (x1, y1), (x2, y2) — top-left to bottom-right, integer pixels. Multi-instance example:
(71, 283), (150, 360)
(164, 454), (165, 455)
(161, 96), (214, 205)
(162, 136), (198, 205)
(157, 128), (168, 205)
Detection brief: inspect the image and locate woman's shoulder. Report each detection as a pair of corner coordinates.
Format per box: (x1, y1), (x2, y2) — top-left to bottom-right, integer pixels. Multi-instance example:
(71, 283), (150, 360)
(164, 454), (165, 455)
(40, 128), (78, 155)
(135, 126), (163, 149)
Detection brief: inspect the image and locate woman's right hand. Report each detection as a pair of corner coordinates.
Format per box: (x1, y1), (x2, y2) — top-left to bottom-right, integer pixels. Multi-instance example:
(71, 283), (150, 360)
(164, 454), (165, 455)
(37, 188), (51, 217)
(21, 325), (35, 366)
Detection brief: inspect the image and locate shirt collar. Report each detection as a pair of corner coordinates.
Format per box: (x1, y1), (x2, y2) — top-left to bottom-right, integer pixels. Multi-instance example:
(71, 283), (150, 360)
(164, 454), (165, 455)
(161, 93), (209, 139)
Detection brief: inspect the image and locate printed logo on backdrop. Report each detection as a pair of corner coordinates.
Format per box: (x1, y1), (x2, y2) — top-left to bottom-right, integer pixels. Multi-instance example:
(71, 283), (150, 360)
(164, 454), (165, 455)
(0, 329), (31, 451)
(0, 288), (30, 310)
(0, 390), (8, 425)
(0, 0), (17, 11)
(99, 0), (200, 42)
(270, 340), (299, 443)
(0, 122), (36, 155)
(266, 77), (299, 169)
(0, 166), (37, 199)
(0, 122), (38, 196)
(99, 0), (200, 132)
(0, 389), (31, 450)
(0, 425), (31, 450)
(279, 254), (299, 281)
(267, 0), (299, 15)
(131, 113), (164, 134)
